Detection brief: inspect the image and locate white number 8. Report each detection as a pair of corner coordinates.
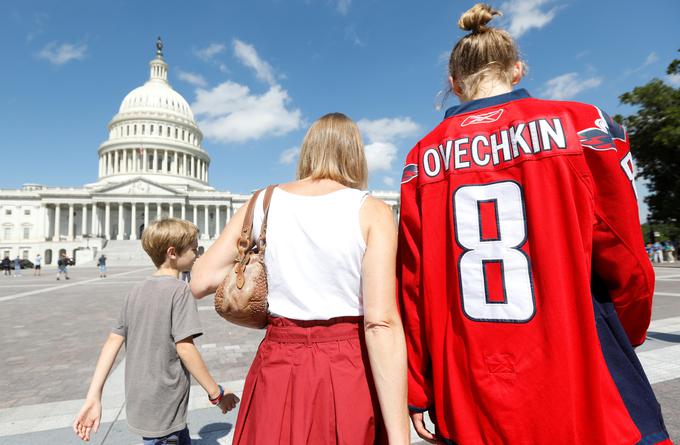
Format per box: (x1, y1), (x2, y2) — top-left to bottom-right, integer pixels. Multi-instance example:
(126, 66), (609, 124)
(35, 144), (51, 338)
(453, 181), (535, 323)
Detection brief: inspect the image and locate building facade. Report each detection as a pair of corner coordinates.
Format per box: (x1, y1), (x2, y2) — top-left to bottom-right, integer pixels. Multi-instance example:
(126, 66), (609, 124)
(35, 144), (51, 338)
(0, 41), (399, 265)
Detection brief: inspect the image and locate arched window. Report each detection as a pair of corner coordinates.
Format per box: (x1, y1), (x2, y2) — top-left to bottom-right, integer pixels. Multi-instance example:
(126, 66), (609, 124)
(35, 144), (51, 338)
(126, 125), (130, 136)
(150, 125), (154, 135)
(166, 126), (170, 137)
(134, 125), (137, 135)
(142, 124), (145, 135)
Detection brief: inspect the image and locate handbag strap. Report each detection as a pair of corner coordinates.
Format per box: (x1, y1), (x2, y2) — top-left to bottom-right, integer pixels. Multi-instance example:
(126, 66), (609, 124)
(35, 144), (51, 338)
(236, 185), (277, 259)
(256, 185), (277, 252)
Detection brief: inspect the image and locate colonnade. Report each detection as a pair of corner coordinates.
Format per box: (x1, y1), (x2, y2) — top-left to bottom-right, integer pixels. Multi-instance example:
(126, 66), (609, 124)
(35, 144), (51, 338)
(46, 201), (231, 242)
(99, 149), (208, 182)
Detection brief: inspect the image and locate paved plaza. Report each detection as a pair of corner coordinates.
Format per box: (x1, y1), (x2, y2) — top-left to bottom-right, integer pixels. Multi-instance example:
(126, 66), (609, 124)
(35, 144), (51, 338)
(0, 264), (678, 444)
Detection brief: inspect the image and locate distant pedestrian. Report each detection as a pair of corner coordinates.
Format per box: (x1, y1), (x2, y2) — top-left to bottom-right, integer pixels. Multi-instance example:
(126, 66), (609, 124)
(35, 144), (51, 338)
(646, 243), (654, 262)
(13, 256), (21, 277)
(653, 242), (664, 263)
(97, 254), (107, 278)
(34, 254), (42, 276)
(57, 253), (70, 280)
(663, 241), (675, 263)
(1, 256), (10, 276)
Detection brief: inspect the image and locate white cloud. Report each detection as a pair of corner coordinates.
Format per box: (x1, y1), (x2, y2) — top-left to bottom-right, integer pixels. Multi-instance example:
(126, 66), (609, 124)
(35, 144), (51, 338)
(643, 52), (659, 67)
(37, 42), (86, 65)
(501, 0), (559, 38)
(336, 0), (351, 15)
(280, 146), (300, 165)
(176, 70), (207, 87)
(195, 43), (226, 62)
(383, 176), (396, 187)
(357, 117), (421, 172)
(345, 25), (365, 47)
(540, 72), (602, 100)
(357, 117), (421, 144)
(666, 73), (680, 87)
(233, 39), (276, 86)
(192, 81), (302, 143)
(365, 142), (397, 172)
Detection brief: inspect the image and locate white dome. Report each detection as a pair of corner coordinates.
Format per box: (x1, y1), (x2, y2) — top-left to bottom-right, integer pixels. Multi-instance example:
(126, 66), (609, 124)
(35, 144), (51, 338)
(119, 81), (194, 121)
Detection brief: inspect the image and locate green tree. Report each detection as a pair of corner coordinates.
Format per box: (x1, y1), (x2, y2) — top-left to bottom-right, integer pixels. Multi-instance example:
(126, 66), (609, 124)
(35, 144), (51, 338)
(618, 52), (680, 224)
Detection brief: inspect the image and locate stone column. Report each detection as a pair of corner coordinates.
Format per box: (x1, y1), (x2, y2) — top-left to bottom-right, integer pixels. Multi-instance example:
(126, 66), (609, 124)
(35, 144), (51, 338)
(226, 203), (232, 223)
(91, 203), (97, 237)
(206, 163), (209, 183)
(153, 149), (158, 172)
(142, 149), (147, 172)
(117, 203), (124, 240)
(53, 205), (61, 241)
(181, 203), (186, 220)
(144, 203), (149, 231)
(191, 156), (195, 178)
(114, 151), (119, 174)
(105, 203), (111, 240)
(163, 150), (169, 172)
(130, 203), (137, 240)
(156, 202), (161, 220)
(203, 205), (210, 239)
(183, 153), (188, 176)
(192, 204), (198, 225)
(67, 204), (75, 241)
(169, 204), (174, 218)
(45, 205), (52, 239)
(215, 205), (221, 238)
(175, 152), (180, 174)
(123, 149), (128, 173)
(82, 204), (88, 237)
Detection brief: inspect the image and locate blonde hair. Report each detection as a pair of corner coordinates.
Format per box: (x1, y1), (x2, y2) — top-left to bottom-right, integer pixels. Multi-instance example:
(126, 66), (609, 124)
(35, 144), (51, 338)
(141, 218), (198, 267)
(449, 3), (524, 99)
(296, 112), (368, 190)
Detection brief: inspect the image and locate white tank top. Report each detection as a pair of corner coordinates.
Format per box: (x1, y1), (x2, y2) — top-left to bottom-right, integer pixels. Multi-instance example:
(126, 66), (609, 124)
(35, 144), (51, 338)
(251, 187), (369, 320)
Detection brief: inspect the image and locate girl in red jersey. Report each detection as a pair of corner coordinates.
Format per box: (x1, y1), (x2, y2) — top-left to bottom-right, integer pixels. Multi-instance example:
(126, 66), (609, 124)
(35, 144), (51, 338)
(399, 4), (672, 444)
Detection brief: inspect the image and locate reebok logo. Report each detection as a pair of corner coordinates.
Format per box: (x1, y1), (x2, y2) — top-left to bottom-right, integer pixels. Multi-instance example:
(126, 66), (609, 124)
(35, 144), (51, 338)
(461, 109), (504, 127)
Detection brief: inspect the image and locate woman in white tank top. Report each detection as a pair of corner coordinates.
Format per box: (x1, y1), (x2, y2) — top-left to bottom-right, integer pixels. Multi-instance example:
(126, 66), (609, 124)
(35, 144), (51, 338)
(191, 113), (409, 445)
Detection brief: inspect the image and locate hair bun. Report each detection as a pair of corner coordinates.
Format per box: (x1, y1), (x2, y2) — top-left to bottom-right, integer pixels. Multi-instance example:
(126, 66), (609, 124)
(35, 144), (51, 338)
(458, 3), (501, 33)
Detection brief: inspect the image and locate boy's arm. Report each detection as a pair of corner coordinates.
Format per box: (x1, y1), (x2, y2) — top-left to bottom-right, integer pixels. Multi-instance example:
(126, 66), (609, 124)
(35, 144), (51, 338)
(176, 337), (239, 413)
(73, 333), (124, 442)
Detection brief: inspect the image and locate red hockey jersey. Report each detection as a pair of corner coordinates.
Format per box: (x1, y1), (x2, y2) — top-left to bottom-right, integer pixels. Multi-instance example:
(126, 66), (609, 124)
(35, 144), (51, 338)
(397, 89), (657, 444)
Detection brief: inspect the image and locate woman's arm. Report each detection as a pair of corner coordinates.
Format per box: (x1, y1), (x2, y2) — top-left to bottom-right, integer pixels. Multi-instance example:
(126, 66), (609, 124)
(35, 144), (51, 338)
(190, 199), (251, 299)
(360, 196), (410, 445)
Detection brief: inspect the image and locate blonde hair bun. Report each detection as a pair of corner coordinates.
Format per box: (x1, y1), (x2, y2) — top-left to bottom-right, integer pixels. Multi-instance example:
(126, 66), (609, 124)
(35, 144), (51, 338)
(458, 3), (501, 33)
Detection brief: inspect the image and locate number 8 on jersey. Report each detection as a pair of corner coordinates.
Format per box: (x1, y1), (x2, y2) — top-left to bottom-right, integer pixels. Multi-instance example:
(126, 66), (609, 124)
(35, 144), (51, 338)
(453, 180), (535, 323)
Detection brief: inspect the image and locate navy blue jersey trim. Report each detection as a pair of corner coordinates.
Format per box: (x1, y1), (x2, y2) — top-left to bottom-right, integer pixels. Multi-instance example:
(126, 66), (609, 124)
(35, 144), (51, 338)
(444, 89), (532, 119)
(408, 404), (429, 413)
(591, 277), (670, 443)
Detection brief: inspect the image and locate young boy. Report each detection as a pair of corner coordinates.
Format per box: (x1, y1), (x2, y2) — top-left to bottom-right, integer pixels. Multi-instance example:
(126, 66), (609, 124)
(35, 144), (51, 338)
(73, 218), (238, 444)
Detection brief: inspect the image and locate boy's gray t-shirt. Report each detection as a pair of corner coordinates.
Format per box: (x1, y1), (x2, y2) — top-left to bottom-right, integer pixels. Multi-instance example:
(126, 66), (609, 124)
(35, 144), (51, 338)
(112, 275), (202, 437)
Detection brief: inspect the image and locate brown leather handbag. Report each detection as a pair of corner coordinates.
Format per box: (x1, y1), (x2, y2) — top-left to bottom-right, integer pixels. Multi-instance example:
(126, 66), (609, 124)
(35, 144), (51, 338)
(214, 185), (276, 329)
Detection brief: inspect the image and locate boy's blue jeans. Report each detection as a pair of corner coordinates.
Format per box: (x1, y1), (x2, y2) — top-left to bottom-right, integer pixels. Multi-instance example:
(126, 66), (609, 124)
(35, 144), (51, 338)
(142, 426), (190, 445)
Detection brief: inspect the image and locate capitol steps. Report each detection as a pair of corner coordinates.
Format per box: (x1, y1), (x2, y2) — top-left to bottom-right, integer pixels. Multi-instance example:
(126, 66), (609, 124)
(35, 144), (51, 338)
(99, 240), (154, 266)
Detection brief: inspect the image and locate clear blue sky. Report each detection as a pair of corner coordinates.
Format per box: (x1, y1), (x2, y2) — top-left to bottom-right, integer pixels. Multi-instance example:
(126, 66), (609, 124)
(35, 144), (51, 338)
(1, 0), (678, 219)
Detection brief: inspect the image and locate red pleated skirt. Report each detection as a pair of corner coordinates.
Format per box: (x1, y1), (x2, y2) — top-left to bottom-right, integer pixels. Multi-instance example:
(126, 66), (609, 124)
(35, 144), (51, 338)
(232, 316), (387, 445)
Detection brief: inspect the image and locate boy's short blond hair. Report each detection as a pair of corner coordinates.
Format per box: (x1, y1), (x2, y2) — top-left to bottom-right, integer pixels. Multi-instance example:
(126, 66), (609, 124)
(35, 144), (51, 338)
(141, 218), (199, 267)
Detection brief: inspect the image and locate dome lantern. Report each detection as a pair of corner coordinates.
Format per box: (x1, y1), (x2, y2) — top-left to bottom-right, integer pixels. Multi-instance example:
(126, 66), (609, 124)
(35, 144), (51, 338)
(149, 37), (168, 83)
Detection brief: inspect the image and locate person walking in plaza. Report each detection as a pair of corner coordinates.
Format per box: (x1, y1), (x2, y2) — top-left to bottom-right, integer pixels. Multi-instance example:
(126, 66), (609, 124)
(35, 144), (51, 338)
(34, 254), (42, 276)
(56, 252), (70, 280)
(73, 219), (239, 444)
(398, 4), (670, 445)
(97, 254), (107, 278)
(13, 255), (22, 277)
(191, 113), (409, 445)
(2, 256), (11, 276)
(663, 241), (675, 263)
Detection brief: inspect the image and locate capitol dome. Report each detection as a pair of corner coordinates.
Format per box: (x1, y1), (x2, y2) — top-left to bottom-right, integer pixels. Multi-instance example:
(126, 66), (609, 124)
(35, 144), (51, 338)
(96, 38), (212, 190)
(119, 81), (195, 121)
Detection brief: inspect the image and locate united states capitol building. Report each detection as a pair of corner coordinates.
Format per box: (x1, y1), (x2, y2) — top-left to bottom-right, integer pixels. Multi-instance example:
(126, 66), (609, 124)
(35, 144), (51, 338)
(0, 41), (399, 266)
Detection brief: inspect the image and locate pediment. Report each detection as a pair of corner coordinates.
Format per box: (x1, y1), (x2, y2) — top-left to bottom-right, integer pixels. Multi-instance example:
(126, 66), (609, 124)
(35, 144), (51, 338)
(95, 178), (180, 196)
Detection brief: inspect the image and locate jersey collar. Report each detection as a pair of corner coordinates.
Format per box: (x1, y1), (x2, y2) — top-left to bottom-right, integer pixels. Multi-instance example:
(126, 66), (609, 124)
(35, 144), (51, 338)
(444, 88), (531, 119)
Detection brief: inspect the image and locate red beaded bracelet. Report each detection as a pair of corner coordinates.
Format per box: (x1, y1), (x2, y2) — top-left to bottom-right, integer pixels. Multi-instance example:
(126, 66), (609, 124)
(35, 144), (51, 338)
(209, 384), (224, 406)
